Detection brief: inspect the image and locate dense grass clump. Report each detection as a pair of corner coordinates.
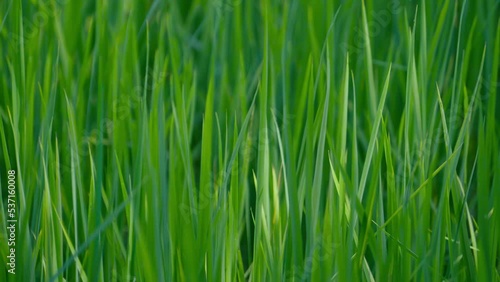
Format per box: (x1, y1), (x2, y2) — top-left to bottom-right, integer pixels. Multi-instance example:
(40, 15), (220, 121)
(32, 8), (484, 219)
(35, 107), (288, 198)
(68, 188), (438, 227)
(0, 0), (499, 281)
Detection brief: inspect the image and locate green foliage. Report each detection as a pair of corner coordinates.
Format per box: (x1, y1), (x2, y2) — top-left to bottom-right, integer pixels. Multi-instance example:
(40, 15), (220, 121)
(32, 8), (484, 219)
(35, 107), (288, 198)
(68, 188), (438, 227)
(0, 0), (499, 281)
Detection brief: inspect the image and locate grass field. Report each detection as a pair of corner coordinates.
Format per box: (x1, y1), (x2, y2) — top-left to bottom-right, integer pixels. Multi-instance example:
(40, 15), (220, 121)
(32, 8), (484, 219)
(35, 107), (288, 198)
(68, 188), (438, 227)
(0, 0), (499, 281)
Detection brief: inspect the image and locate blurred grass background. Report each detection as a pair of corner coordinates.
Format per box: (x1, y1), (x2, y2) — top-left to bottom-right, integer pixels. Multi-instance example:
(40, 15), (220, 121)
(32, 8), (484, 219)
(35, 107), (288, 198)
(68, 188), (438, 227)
(0, 0), (499, 281)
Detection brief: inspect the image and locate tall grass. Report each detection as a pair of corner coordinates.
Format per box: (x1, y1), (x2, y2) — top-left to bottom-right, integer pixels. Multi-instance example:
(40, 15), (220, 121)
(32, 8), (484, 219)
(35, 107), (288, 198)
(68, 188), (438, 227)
(0, 0), (499, 281)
